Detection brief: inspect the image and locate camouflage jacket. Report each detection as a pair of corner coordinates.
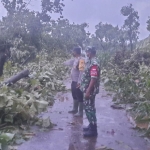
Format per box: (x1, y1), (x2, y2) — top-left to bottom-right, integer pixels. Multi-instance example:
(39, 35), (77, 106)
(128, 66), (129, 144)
(80, 57), (100, 95)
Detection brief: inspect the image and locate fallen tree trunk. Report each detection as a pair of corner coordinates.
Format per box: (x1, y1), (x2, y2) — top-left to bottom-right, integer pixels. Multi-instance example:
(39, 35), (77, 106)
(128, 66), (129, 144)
(4, 69), (29, 86)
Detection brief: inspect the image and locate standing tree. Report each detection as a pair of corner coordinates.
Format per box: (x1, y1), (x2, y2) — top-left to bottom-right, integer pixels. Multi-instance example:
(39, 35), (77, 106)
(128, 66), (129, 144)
(42, 19), (88, 51)
(0, 0), (65, 67)
(146, 17), (150, 32)
(95, 22), (121, 51)
(121, 4), (140, 51)
(40, 0), (64, 22)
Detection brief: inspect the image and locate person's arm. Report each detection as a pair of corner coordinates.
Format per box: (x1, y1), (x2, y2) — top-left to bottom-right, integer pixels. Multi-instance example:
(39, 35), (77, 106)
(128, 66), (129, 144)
(63, 58), (74, 67)
(85, 65), (98, 99)
(85, 78), (97, 94)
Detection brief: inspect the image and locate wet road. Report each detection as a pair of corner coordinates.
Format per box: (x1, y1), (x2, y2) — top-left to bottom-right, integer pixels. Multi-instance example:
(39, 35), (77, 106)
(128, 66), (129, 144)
(19, 80), (150, 150)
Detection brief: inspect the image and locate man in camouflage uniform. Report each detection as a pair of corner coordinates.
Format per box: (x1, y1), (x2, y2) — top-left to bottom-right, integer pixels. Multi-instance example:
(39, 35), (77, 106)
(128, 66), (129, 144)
(80, 46), (100, 137)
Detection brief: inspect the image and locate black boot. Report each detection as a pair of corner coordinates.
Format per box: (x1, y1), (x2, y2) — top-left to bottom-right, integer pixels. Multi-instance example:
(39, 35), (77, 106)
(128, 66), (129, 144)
(83, 124), (97, 137)
(83, 123), (92, 131)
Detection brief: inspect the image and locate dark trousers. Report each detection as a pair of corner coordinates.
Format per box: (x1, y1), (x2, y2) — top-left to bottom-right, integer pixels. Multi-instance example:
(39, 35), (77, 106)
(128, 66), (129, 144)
(71, 81), (83, 102)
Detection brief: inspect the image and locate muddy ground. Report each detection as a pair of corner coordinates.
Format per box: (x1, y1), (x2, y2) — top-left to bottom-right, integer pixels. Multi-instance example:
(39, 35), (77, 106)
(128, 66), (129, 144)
(19, 80), (150, 150)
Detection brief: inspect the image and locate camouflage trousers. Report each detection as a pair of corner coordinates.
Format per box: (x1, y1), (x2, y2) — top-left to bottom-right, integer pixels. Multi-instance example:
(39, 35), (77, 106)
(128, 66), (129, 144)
(83, 94), (97, 125)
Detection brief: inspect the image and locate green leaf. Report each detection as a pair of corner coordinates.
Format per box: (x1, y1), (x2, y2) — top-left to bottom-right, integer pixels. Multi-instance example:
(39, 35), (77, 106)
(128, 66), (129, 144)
(0, 94), (7, 108)
(0, 133), (15, 144)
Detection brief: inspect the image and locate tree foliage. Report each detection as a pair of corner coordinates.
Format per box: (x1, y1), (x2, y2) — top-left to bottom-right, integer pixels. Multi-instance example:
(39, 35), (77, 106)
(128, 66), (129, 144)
(40, 0), (64, 22)
(0, 0), (90, 72)
(121, 4), (140, 51)
(146, 17), (150, 32)
(95, 22), (126, 51)
(1, 0), (27, 15)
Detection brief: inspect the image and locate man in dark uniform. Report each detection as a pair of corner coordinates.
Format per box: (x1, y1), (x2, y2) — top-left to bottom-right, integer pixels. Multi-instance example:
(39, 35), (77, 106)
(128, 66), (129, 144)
(80, 46), (100, 137)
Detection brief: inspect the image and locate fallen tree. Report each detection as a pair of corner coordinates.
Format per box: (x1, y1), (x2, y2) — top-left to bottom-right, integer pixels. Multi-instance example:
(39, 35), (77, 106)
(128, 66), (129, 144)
(102, 49), (150, 136)
(0, 50), (69, 147)
(4, 69), (29, 86)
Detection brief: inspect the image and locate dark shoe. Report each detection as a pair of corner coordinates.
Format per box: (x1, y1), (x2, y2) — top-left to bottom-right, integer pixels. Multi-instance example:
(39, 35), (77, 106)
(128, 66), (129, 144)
(83, 123), (92, 131)
(68, 100), (78, 114)
(83, 124), (97, 137)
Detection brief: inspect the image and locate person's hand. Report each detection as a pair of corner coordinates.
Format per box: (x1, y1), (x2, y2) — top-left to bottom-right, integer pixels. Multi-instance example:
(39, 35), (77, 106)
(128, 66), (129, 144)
(76, 83), (80, 88)
(85, 89), (90, 99)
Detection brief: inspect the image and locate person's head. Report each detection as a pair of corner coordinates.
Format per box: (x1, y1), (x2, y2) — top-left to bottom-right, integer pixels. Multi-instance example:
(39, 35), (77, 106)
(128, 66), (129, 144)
(72, 47), (81, 57)
(85, 46), (96, 59)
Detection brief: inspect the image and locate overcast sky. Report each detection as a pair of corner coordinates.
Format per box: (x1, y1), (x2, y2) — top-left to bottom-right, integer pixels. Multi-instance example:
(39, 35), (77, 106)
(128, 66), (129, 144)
(0, 0), (150, 39)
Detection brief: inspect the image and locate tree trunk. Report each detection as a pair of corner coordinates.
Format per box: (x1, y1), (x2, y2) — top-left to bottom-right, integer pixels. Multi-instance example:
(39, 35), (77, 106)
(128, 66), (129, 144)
(130, 38), (133, 51)
(4, 69), (29, 86)
(129, 25), (133, 51)
(0, 54), (7, 76)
